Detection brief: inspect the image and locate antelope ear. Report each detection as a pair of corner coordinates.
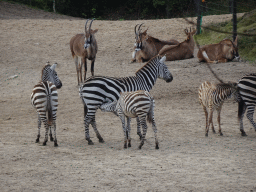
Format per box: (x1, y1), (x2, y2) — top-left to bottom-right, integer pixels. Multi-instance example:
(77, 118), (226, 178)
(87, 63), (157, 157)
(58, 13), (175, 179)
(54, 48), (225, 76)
(160, 55), (166, 63)
(233, 36), (238, 47)
(50, 63), (57, 70)
(184, 29), (188, 35)
(92, 29), (98, 34)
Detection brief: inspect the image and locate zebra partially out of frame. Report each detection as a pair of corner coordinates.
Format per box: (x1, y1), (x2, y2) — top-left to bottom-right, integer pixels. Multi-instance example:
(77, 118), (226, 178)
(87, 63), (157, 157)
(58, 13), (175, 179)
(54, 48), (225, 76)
(100, 90), (158, 149)
(198, 81), (239, 136)
(238, 73), (256, 136)
(79, 55), (173, 145)
(31, 62), (62, 146)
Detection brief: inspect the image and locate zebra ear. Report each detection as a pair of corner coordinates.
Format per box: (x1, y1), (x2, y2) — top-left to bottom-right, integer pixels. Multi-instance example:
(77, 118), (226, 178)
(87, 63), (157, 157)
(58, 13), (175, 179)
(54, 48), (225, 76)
(50, 62), (57, 70)
(160, 55), (166, 63)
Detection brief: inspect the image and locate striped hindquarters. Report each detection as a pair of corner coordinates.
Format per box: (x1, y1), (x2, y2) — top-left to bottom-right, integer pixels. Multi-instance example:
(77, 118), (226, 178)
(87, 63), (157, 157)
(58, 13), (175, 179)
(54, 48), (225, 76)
(238, 74), (256, 105)
(31, 81), (58, 124)
(118, 90), (154, 119)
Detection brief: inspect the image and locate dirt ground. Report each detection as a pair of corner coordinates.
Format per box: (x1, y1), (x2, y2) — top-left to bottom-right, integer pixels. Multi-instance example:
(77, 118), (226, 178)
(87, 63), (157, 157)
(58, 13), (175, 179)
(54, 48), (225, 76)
(0, 2), (255, 191)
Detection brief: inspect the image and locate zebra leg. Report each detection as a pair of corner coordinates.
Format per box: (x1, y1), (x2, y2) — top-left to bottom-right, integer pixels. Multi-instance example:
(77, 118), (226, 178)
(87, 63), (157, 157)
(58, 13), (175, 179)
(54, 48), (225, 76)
(91, 116), (104, 143)
(151, 117), (159, 149)
(217, 106), (223, 136)
(84, 115), (94, 145)
(206, 109), (214, 137)
(127, 117), (131, 148)
(239, 101), (247, 136)
(43, 120), (49, 146)
(136, 117), (142, 140)
(203, 106), (209, 137)
(246, 105), (256, 132)
(120, 115), (127, 149)
(36, 113), (41, 143)
(49, 126), (54, 141)
(53, 121), (58, 147)
(139, 117), (148, 149)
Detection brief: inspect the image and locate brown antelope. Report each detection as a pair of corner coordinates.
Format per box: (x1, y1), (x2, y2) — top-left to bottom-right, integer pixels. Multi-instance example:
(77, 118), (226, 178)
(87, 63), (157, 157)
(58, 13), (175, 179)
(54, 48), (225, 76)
(159, 28), (197, 61)
(197, 36), (239, 63)
(70, 19), (98, 85)
(131, 24), (179, 63)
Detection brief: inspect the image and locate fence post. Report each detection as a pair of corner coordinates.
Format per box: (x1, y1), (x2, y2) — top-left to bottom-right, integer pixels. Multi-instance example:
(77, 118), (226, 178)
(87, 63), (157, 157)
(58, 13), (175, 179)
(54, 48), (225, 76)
(196, 0), (202, 34)
(232, 0), (237, 41)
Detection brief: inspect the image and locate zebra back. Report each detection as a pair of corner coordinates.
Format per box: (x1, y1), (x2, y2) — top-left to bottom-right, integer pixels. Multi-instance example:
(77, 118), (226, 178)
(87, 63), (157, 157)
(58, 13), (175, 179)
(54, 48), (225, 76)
(199, 81), (238, 108)
(31, 81), (58, 125)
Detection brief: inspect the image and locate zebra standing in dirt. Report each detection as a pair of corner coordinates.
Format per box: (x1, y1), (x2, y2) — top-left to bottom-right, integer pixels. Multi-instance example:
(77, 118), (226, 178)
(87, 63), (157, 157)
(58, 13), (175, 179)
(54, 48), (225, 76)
(79, 55), (173, 145)
(31, 62), (62, 146)
(100, 90), (158, 149)
(238, 73), (256, 136)
(198, 81), (239, 136)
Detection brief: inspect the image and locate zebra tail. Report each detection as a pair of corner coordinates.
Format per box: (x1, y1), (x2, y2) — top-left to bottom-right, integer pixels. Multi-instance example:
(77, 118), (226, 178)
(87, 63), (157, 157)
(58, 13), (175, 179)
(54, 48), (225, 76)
(238, 99), (245, 120)
(147, 102), (154, 124)
(47, 97), (53, 126)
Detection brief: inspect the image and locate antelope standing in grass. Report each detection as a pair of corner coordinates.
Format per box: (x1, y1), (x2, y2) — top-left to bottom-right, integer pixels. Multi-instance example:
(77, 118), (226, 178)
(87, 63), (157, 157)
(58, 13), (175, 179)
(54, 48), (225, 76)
(100, 90), (159, 149)
(197, 36), (240, 63)
(198, 81), (239, 136)
(159, 28), (197, 61)
(131, 24), (179, 63)
(70, 19), (98, 85)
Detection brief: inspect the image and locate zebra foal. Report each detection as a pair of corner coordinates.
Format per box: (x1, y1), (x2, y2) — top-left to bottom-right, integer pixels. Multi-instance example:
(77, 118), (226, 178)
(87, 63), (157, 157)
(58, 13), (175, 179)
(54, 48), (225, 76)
(198, 81), (239, 136)
(238, 73), (256, 136)
(100, 90), (159, 149)
(31, 62), (62, 146)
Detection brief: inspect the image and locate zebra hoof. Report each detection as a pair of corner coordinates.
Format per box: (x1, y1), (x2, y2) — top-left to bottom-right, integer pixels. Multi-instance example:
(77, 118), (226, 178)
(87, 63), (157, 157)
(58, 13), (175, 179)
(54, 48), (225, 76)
(43, 141), (47, 146)
(87, 140), (94, 145)
(128, 143), (131, 148)
(219, 133), (223, 136)
(99, 139), (105, 143)
(35, 139), (39, 143)
(124, 144), (127, 149)
(241, 132), (247, 136)
(155, 145), (159, 150)
(54, 143), (58, 147)
(50, 135), (54, 141)
(205, 133), (208, 137)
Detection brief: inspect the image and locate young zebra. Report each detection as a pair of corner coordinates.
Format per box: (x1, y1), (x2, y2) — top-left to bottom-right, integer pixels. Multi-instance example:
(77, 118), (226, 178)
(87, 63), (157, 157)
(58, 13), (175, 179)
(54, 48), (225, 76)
(198, 81), (239, 136)
(31, 63), (62, 146)
(237, 73), (256, 136)
(79, 55), (173, 145)
(100, 90), (158, 149)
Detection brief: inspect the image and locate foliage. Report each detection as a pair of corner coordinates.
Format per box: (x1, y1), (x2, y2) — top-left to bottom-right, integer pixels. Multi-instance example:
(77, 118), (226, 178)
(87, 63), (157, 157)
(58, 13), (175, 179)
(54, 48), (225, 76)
(195, 9), (256, 62)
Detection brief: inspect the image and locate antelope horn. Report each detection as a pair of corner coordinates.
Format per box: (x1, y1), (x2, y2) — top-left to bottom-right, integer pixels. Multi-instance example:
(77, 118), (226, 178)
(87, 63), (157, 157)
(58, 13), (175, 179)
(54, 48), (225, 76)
(138, 23), (143, 33)
(135, 24), (139, 35)
(85, 19), (90, 32)
(88, 19), (94, 34)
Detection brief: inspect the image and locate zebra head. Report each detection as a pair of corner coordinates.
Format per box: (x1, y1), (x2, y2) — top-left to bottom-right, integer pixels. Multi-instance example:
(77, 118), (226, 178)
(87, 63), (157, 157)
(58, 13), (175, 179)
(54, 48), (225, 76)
(158, 55), (173, 83)
(100, 100), (118, 116)
(41, 62), (62, 89)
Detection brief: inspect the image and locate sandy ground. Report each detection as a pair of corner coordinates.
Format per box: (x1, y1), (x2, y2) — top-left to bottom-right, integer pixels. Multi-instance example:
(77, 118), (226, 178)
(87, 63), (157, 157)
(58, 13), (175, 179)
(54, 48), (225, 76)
(0, 2), (255, 191)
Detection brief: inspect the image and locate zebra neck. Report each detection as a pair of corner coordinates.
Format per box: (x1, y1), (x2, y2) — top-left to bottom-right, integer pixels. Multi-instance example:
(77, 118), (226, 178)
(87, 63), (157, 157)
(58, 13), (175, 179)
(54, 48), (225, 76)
(136, 69), (157, 91)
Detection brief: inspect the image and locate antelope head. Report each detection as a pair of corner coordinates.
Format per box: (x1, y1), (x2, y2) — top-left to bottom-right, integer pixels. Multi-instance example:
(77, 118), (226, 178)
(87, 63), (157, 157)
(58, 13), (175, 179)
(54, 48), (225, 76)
(184, 28), (197, 40)
(84, 19), (98, 49)
(134, 23), (148, 51)
(231, 36), (240, 61)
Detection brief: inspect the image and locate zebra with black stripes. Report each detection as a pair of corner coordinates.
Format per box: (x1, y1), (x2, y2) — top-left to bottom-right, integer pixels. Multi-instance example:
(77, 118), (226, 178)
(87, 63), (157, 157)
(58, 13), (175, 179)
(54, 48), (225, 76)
(31, 62), (62, 146)
(238, 73), (256, 136)
(198, 81), (239, 136)
(100, 90), (158, 149)
(79, 55), (173, 145)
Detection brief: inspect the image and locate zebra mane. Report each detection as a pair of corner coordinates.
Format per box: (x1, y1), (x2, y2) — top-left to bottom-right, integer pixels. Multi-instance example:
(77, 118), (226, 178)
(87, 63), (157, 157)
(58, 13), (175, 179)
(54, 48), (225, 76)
(216, 82), (237, 89)
(41, 64), (51, 80)
(135, 55), (161, 75)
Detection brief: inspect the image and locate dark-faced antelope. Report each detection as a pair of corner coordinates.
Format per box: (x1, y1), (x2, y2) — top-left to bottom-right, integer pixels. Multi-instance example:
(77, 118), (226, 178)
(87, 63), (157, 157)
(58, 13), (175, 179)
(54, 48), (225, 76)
(70, 19), (98, 85)
(131, 24), (179, 63)
(159, 28), (197, 61)
(197, 36), (239, 63)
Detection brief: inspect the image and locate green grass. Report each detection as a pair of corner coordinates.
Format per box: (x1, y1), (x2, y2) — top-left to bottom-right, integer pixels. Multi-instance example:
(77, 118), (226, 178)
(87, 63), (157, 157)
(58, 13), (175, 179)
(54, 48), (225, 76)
(195, 9), (256, 63)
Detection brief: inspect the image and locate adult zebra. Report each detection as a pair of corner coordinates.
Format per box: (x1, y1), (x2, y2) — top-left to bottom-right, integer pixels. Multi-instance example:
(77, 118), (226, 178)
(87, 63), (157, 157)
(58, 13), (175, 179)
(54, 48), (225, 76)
(238, 73), (256, 136)
(31, 62), (62, 146)
(79, 55), (173, 145)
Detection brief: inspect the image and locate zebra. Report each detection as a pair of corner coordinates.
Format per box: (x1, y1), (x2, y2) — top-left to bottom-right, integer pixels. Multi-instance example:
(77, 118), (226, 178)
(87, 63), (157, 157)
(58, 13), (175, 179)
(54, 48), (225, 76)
(238, 73), (256, 136)
(31, 62), (62, 146)
(198, 81), (239, 136)
(79, 55), (173, 145)
(100, 90), (158, 149)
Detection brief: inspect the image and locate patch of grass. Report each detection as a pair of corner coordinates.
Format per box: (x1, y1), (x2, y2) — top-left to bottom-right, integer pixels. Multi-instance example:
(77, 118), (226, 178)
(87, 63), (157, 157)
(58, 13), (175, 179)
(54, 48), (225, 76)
(195, 9), (256, 63)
